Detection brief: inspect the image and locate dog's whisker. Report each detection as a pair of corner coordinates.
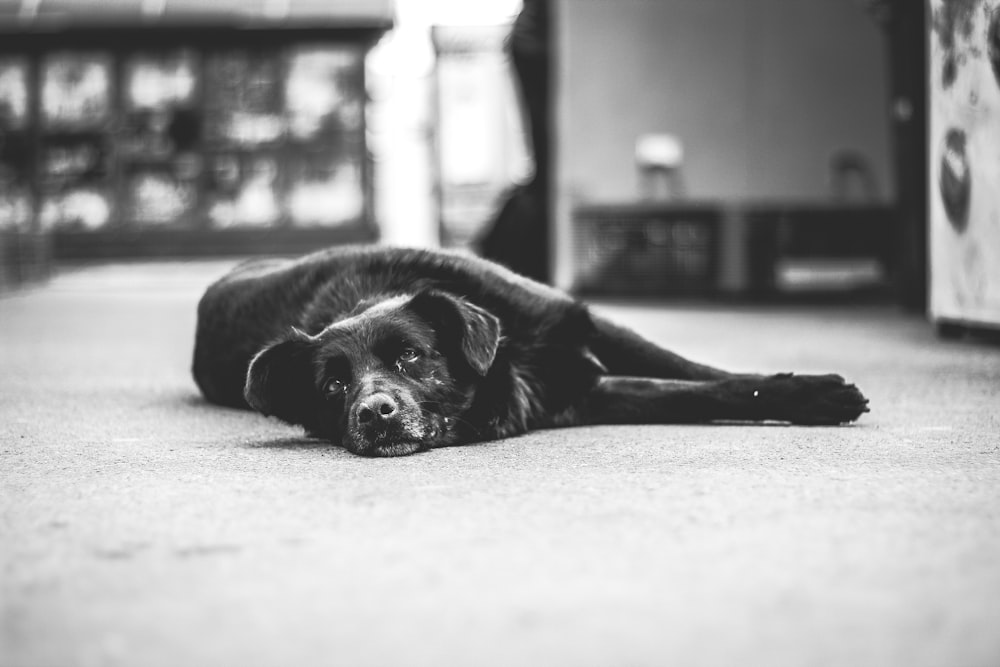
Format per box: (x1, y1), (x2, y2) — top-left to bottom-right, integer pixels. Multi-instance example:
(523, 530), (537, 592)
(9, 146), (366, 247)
(415, 404), (480, 436)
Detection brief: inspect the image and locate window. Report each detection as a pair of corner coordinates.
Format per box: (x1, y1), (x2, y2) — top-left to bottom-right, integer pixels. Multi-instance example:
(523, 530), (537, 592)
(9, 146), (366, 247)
(0, 32), (373, 252)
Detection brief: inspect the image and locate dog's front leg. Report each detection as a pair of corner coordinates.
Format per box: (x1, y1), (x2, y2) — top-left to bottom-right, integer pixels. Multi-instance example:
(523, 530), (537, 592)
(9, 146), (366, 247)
(577, 374), (869, 426)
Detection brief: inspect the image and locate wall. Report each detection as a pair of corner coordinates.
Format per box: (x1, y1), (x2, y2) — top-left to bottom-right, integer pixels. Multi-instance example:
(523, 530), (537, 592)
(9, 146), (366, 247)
(553, 0), (893, 286)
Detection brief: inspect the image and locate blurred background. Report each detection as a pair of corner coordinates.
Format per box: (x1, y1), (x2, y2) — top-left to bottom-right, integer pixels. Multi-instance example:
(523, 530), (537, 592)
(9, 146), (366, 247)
(0, 0), (996, 331)
(4, 5), (1000, 666)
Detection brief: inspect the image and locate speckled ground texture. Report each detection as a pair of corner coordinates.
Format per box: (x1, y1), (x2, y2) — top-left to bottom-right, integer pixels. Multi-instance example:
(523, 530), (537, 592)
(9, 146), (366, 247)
(2, 260), (999, 667)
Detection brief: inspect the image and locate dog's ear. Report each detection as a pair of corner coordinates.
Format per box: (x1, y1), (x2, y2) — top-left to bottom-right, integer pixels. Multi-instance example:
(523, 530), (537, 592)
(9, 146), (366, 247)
(244, 329), (318, 424)
(407, 290), (501, 376)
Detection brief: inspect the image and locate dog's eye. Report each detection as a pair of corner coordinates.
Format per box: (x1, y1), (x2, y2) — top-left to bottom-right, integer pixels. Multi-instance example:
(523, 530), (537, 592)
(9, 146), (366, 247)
(324, 378), (346, 396)
(398, 347), (420, 363)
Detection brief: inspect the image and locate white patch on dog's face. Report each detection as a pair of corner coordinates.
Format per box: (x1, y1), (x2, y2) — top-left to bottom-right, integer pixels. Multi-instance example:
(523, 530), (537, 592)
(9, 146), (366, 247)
(316, 295), (411, 337)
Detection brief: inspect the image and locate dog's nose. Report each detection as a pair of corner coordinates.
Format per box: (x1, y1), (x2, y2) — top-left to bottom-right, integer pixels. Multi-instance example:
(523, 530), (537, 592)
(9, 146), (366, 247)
(356, 393), (398, 425)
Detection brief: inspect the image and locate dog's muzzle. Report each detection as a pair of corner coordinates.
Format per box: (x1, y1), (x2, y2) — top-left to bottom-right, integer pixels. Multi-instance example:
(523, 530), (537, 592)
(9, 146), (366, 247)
(348, 391), (426, 457)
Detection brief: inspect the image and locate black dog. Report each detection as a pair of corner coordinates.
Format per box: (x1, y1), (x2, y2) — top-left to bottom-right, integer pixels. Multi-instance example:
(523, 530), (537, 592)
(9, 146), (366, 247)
(193, 246), (869, 457)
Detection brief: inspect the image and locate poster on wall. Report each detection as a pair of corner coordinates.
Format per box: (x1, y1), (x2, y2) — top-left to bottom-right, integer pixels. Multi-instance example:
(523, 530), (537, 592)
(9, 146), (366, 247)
(929, 0), (1000, 330)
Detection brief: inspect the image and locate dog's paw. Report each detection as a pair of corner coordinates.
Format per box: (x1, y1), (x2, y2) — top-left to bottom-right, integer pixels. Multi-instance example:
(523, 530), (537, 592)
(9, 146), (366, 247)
(758, 373), (870, 425)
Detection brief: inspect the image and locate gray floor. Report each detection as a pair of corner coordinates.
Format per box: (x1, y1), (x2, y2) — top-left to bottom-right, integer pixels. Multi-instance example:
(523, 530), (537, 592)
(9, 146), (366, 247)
(2, 260), (999, 667)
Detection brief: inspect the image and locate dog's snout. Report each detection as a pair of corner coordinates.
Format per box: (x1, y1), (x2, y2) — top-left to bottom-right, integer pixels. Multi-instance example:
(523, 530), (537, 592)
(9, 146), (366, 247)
(356, 393), (398, 425)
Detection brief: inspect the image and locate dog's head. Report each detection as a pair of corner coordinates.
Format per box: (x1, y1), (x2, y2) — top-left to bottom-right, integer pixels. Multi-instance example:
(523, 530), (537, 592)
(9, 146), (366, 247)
(244, 290), (501, 456)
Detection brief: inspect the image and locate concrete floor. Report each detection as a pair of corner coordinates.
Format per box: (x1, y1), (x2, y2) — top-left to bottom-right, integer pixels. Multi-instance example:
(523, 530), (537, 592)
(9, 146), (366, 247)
(2, 260), (999, 667)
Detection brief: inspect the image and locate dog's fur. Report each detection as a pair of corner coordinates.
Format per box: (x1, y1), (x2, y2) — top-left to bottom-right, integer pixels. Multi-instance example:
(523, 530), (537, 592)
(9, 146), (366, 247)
(193, 245), (869, 457)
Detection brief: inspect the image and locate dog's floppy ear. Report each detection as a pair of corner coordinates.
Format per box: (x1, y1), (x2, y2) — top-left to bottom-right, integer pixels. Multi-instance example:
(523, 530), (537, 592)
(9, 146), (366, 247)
(244, 329), (318, 424)
(408, 290), (501, 376)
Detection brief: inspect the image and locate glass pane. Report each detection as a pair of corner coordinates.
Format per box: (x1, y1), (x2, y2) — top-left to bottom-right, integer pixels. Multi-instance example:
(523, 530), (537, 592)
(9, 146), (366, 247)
(285, 46), (364, 141)
(40, 188), (112, 230)
(206, 153), (282, 227)
(42, 53), (112, 129)
(0, 57), (29, 129)
(286, 153), (364, 227)
(126, 168), (198, 226)
(204, 52), (284, 147)
(121, 51), (203, 160)
(0, 190), (31, 231)
(125, 50), (198, 111)
(40, 136), (108, 182)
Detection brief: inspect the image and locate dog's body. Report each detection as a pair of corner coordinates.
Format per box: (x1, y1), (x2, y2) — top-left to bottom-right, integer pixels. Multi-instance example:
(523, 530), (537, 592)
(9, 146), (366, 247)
(193, 245), (868, 456)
